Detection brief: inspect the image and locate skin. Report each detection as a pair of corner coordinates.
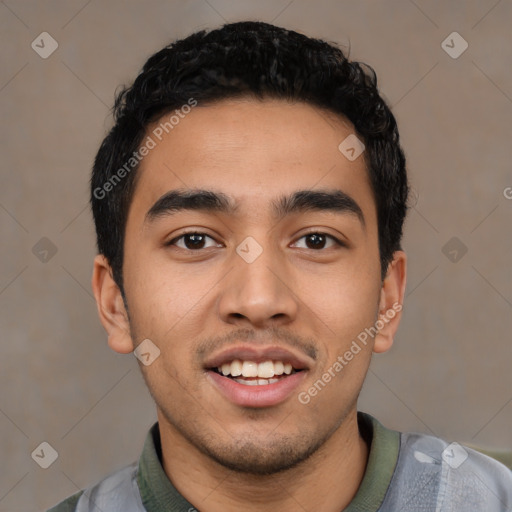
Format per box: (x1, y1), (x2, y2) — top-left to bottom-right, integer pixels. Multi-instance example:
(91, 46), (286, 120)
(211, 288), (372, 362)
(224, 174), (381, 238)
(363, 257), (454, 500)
(92, 98), (407, 512)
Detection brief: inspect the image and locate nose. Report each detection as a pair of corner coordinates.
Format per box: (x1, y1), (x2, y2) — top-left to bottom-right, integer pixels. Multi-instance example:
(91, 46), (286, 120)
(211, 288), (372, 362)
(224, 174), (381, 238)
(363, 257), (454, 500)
(218, 241), (299, 328)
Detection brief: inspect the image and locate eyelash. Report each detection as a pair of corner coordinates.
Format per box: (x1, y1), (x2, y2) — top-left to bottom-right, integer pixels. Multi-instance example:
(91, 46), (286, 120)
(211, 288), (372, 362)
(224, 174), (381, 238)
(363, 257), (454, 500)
(166, 230), (345, 251)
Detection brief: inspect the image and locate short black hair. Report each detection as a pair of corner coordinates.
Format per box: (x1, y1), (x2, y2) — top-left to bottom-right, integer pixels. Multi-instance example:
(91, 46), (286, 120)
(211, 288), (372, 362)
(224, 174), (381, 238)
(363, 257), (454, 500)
(91, 21), (408, 292)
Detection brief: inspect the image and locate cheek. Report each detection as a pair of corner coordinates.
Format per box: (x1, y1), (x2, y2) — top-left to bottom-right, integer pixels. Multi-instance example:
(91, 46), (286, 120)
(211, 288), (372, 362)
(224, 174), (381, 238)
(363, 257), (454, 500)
(125, 256), (209, 335)
(124, 259), (218, 377)
(296, 262), (381, 341)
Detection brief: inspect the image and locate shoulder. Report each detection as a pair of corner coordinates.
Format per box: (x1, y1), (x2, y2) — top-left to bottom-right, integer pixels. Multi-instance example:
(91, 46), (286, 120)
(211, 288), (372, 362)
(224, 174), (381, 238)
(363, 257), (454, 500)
(383, 431), (512, 511)
(46, 462), (143, 512)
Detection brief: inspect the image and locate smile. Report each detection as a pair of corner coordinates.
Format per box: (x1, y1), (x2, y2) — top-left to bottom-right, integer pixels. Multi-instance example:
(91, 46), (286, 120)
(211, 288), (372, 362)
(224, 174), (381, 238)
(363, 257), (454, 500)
(207, 359), (306, 407)
(212, 359), (300, 385)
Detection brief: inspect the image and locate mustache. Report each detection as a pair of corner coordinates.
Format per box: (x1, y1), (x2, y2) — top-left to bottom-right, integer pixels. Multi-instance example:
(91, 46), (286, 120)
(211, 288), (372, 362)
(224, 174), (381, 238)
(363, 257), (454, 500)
(196, 325), (318, 362)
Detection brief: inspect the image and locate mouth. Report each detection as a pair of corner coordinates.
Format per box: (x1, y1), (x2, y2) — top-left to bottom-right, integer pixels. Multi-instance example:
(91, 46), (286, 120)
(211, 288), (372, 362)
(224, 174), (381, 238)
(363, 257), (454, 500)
(209, 359), (303, 386)
(204, 348), (311, 407)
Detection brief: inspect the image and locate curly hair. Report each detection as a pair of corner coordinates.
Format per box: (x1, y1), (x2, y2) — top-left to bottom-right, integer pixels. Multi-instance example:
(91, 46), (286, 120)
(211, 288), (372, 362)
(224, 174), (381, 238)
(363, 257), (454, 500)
(91, 21), (409, 292)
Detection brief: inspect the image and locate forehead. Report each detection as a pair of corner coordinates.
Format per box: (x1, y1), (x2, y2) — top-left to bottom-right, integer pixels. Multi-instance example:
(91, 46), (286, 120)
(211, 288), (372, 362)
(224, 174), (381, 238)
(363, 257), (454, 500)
(128, 98), (376, 226)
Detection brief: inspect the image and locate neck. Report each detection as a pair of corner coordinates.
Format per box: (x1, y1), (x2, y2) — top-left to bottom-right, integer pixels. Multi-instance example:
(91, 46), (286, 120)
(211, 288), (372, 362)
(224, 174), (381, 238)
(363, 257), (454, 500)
(158, 408), (369, 512)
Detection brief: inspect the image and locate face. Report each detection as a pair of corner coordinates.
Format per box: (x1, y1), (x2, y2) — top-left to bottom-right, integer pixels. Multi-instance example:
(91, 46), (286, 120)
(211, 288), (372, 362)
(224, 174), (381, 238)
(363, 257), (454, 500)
(94, 97), (405, 475)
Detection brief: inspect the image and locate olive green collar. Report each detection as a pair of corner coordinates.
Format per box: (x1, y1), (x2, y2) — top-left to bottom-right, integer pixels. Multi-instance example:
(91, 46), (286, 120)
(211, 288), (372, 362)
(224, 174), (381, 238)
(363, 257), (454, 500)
(137, 411), (400, 511)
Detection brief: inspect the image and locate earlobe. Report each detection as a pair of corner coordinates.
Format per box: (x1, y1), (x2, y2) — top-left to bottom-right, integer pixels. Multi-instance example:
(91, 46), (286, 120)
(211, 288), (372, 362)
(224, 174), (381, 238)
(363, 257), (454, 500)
(91, 254), (134, 354)
(373, 251), (407, 354)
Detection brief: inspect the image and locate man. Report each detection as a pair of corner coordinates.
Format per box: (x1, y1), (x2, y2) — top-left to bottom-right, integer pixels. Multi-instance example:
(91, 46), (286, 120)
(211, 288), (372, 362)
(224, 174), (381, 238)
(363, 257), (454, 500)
(49, 21), (512, 512)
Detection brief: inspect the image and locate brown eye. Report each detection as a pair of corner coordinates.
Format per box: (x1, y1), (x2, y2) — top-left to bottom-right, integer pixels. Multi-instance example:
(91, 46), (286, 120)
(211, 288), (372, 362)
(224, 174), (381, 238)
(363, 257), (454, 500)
(183, 233), (207, 249)
(305, 233), (326, 249)
(292, 232), (342, 250)
(168, 233), (220, 250)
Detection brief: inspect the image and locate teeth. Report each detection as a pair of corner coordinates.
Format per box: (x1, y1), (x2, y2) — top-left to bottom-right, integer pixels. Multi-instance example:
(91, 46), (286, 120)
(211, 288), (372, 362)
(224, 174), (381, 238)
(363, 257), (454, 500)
(234, 377), (281, 386)
(215, 359), (299, 379)
(241, 361), (258, 377)
(274, 361), (284, 375)
(230, 359), (242, 377)
(234, 378), (259, 386)
(257, 361), (274, 378)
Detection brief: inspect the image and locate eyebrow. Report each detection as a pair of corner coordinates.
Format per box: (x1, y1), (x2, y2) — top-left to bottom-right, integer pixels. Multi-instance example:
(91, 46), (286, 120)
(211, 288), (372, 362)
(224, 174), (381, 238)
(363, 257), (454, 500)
(145, 188), (365, 227)
(272, 189), (365, 227)
(145, 189), (238, 222)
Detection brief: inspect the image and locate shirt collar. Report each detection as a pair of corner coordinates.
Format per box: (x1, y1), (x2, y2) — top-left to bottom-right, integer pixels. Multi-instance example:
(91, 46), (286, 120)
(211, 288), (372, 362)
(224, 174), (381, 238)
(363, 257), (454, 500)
(344, 412), (400, 511)
(137, 411), (400, 511)
(137, 422), (196, 511)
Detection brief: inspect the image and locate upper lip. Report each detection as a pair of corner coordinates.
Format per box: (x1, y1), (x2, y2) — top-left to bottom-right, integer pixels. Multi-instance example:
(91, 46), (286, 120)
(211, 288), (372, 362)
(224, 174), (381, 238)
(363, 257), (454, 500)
(204, 345), (313, 371)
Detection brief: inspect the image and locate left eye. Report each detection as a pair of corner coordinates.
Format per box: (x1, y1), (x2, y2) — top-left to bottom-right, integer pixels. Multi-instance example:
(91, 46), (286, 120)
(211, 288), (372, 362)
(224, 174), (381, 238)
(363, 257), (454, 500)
(292, 233), (341, 250)
(169, 233), (220, 250)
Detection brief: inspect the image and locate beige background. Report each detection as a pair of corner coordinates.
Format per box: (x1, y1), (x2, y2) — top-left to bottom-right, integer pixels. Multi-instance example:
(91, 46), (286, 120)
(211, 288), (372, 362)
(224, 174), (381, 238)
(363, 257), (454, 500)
(1, 0), (511, 509)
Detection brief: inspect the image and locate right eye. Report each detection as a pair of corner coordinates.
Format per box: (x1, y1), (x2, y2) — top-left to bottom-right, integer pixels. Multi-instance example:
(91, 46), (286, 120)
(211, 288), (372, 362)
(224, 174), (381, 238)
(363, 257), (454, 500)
(167, 232), (222, 251)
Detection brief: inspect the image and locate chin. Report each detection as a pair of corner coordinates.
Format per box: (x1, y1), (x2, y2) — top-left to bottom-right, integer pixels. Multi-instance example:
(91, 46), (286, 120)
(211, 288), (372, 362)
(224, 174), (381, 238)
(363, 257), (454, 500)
(196, 431), (329, 476)
(157, 398), (351, 476)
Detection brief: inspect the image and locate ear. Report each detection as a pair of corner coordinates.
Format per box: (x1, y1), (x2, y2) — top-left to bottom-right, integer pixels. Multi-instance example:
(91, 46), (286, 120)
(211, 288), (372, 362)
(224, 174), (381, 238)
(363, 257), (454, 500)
(373, 250), (407, 354)
(91, 254), (134, 354)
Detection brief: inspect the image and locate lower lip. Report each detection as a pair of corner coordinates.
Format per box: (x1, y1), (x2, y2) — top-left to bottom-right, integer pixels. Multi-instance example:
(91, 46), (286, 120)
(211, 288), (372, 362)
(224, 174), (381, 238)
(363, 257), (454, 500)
(207, 370), (307, 408)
